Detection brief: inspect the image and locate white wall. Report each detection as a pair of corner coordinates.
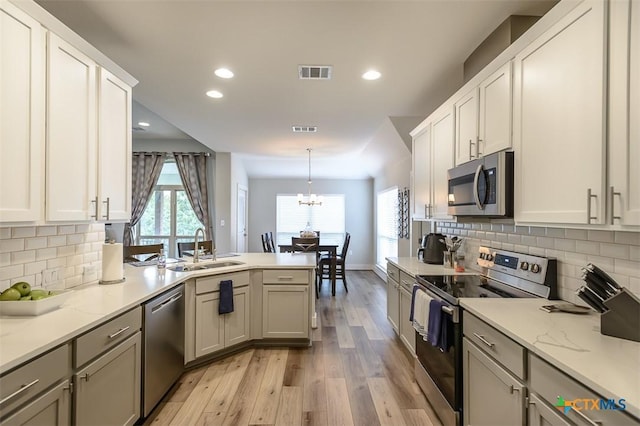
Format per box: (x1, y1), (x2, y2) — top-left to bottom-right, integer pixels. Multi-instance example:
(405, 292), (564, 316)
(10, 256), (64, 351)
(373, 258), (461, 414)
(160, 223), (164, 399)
(248, 178), (374, 268)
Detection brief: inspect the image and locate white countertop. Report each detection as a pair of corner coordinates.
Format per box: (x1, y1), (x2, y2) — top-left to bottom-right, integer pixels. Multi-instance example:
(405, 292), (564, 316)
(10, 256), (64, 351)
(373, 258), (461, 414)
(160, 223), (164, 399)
(0, 253), (315, 375)
(386, 256), (478, 277)
(461, 298), (640, 420)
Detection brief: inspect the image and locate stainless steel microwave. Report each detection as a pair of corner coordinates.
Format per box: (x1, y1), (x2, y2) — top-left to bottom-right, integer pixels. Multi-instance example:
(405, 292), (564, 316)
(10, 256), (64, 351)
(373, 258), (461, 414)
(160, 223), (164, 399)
(447, 151), (514, 217)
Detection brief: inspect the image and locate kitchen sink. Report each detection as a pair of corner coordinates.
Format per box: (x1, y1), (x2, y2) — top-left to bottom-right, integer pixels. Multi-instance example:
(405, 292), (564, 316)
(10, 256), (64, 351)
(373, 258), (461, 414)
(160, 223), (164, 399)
(168, 260), (245, 272)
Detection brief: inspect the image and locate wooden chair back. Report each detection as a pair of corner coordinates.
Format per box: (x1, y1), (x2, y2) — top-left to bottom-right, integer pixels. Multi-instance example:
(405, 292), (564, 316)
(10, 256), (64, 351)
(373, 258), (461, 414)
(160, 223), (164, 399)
(291, 237), (319, 252)
(177, 240), (213, 258)
(340, 233), (351, 259)
(123, 244), (164, 263)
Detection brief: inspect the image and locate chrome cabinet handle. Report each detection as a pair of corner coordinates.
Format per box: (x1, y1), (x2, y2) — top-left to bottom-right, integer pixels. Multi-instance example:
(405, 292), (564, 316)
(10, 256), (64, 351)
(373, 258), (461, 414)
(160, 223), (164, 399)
(469, 139), (475, 159)
(587, 188), (598, 223)
(278, 276), (294, 280)
(509, 385), (520, 394)
(427, 203), (432, 218)
(102, 197), (110, 220)
(79, 373), (90, 382)
(473, 332), (495, 348)
(442, 305), (454, 316)
(0, 379), (39, 405)
(610, 186), (621, 224)
(108, 326), (130, 339)
(568, 400), (603, 425)
(90, 196), (99, 219)
(424, 204), (428, 218)
(477, 137), (482, 157)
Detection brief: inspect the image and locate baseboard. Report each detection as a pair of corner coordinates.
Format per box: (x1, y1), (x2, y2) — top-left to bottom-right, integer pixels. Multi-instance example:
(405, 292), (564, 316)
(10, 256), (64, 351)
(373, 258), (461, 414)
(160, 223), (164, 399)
(344, 264), (375, 270)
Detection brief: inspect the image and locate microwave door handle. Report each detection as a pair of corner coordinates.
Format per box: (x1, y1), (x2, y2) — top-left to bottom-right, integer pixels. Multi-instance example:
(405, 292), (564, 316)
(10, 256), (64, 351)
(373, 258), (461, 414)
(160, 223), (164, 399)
(473, 163), (484, 210)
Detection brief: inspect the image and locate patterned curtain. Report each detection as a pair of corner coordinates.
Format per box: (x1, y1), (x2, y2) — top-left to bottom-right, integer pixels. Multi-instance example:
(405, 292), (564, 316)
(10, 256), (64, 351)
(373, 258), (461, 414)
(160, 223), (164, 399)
(173, 153), (212, 240)
(124, 152), (165, 246)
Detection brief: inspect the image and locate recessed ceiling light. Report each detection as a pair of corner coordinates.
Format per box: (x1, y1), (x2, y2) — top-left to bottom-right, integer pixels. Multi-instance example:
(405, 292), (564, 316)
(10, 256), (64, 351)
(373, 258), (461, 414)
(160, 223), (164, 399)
(214, 68), (234, 79)
(138, 121), (150, 127)
(206, 90), (223, 99)
(362, 70), (381, 80)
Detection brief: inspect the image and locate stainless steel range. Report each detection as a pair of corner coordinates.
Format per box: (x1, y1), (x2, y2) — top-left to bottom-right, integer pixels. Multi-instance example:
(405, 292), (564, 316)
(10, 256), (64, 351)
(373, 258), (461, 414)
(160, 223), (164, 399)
(413, 246), (557, 426)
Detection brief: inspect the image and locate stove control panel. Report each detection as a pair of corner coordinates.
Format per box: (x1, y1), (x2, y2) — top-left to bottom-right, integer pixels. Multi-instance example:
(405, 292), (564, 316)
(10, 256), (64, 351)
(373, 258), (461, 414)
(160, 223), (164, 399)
(477, 246), (555, 286)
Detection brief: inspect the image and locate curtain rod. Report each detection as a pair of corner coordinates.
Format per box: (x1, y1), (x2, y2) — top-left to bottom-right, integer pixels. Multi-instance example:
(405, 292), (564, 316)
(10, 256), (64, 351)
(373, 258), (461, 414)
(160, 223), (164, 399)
(133, 151), (211, 156)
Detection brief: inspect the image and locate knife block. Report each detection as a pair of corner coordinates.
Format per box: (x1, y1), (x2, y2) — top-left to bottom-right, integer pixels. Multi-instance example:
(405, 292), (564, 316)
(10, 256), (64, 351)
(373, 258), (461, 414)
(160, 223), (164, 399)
(600, 288), (640, 342)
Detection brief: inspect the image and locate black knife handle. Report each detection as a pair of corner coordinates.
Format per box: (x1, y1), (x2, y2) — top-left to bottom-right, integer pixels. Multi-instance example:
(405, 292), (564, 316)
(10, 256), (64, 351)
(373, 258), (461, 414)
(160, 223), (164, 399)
(587, 263), (621, 290)
(577, 288), (606, 313)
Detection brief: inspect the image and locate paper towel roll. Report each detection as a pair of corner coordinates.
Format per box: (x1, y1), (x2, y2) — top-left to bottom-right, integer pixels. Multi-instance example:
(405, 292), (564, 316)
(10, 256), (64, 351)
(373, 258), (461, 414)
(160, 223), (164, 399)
(102, 242), (124, 283)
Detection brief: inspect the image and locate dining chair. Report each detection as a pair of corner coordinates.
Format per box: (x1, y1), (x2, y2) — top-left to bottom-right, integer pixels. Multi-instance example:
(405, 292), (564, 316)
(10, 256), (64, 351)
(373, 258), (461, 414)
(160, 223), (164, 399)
(317, 233), (350, 296)
(177, 240), (213, 258)
(267, 232), (276, 253)
(123, 244), (164, 263)
(261, 233), (270, 252)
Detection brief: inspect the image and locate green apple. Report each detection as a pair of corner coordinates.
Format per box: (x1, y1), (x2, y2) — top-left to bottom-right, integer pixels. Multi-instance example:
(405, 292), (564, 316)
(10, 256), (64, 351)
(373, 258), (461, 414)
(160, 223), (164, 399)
(30, 289), (49, 300)
(0, 288), (21, 301)
(11, 282), (31, 297)
(20, 295), (32, 301)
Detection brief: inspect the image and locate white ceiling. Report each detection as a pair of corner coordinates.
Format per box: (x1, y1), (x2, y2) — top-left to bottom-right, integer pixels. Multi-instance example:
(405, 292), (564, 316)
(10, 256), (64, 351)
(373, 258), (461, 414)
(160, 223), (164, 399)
(36, 0), (557, 179)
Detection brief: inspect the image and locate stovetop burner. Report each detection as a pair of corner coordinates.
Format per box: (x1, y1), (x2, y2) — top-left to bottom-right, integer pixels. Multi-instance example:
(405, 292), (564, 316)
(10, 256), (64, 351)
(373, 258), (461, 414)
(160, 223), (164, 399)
(415, 246), (558, 304)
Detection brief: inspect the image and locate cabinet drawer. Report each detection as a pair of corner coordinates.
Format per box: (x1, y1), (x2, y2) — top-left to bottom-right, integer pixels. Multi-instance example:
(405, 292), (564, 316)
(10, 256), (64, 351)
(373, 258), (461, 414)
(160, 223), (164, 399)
(399, 271), (414, 291)
(262, 269), (309, 284)
(75, 306), (141, 367)
(387, 263), (399, 283)
(0, 344), (71, 417)
(196, 271), (250, 294)
(463, 313), (525, 379)
(529, 354), (637, 425)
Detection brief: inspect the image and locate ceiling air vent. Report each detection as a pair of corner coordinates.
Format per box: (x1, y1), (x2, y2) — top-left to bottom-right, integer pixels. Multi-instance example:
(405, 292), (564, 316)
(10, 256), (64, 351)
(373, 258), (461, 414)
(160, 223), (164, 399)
(292, 126), (317, 133)
(298, 65), (332, 80)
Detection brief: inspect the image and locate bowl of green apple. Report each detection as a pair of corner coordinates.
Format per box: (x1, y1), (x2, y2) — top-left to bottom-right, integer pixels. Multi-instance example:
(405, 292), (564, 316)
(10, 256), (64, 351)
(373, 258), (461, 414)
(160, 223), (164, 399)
(0, 282), (72, 316)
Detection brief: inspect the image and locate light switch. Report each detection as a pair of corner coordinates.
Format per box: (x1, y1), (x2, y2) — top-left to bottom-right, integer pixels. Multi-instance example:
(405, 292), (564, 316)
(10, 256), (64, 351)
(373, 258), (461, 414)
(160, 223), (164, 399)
(220, 219), (225, 227)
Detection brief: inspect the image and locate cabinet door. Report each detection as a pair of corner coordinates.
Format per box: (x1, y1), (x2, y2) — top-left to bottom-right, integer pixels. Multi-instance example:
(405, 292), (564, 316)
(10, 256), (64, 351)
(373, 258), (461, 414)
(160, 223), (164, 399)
(513, 0), (606, 225)
(97, 68), (131, 221)
(528, 393), (573, 426)
(411, 123), (431, 220)
(46, 33), (97, 221)
(195, 292), (225, 356)
(479, 62), (512, 157)
(224, 286), (250, 347)
(609, 0), (640, 226)
(386, 278), (400, 334)
(262, 285), (309, 338)
(75, 332), (141, 426)
(454, 88), (478, 166)
(399, 285), (415, 354)
(463, 337), (525, 426)
(1, 380), (71, 426)
(430, 105), (455, 220)
(0, 2), (45, 223)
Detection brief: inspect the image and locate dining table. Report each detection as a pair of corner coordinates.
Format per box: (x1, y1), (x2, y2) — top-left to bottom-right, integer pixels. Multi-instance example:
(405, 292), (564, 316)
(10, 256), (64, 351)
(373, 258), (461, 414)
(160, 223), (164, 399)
(278, 242), (338, 296)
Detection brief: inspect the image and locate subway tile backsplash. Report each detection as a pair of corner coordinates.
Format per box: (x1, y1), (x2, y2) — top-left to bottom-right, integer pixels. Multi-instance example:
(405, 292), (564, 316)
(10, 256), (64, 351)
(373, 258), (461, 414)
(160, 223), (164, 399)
(437, 222), (640, 304)
(0, 224), (105, 291)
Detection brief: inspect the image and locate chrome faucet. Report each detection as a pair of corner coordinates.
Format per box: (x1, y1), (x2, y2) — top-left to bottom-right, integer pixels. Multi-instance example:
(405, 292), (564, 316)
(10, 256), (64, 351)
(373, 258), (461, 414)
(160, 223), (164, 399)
(193, 228), (205, 263)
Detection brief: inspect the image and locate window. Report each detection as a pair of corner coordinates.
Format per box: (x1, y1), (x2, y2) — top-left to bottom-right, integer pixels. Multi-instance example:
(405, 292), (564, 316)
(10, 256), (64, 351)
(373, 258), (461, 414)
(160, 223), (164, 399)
(376, 187), (398, 269)
(136, 161), (203, 257)
(276, 194), (345, 247)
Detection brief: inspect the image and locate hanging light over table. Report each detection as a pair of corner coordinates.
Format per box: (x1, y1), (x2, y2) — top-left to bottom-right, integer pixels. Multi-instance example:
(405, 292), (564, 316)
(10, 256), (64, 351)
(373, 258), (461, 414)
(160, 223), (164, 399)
(297, 148), (323, 206)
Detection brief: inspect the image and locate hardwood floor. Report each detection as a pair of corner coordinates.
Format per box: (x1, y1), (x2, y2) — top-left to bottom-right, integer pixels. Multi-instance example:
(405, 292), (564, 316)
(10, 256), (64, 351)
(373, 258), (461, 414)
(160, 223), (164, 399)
(144, 271), (442, 426)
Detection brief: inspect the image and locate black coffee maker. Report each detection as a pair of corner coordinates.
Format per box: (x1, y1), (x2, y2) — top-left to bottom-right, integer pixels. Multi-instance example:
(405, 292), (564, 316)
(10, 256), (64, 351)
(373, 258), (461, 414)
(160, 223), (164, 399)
(416, 233), (446, 264)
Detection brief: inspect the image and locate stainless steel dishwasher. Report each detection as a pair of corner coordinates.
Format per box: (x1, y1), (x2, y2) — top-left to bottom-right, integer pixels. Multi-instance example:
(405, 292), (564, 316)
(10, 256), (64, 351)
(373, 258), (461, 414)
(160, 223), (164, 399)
(143, 284), (184, 417)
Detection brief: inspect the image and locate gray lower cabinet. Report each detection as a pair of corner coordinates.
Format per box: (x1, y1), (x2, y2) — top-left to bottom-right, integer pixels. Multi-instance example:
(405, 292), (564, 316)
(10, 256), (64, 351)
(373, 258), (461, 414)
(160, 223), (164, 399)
(528, 393), (572, 426)
(399, 283), (415, 354)
(262, 285), (309, 338)
(1, 379), (71, 426)
(386, 263), (400, 334)
(462, 337), (526, 425)
(74, 332), (142, 426)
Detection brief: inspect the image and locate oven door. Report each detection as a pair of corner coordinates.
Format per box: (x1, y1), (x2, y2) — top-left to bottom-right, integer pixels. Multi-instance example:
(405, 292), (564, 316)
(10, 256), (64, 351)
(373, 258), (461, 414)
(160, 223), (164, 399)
(414, 286), (462, 426)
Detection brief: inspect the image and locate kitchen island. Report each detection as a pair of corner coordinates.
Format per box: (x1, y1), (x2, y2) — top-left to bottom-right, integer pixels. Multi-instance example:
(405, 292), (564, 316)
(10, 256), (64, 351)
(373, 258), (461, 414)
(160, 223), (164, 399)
(0, 252), (316, 375)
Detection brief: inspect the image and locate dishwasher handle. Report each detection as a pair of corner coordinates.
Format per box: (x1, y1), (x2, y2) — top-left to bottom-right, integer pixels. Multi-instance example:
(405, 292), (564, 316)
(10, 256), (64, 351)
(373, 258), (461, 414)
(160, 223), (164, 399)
(150, 293), (183, 315)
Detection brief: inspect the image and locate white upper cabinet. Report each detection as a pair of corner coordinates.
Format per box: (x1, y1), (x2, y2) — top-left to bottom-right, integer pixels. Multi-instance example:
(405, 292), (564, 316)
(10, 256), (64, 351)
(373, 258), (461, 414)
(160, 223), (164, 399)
(98, 69), (132, 221)
(0, 2), (44, 222)
(513, 0), (606, 225)
(455, 62), (512, 166)
(411, 122), (431, 220)
(609, 0), (640, 227)
(430, 104), (455, 220)
(46, 33), (97, 221)
(410, 103), (454, 221)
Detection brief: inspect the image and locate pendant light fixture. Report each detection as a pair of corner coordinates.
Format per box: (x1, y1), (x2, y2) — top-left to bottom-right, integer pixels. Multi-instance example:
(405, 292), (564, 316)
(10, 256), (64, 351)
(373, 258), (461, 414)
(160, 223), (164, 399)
(297, 148), (323, 206)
